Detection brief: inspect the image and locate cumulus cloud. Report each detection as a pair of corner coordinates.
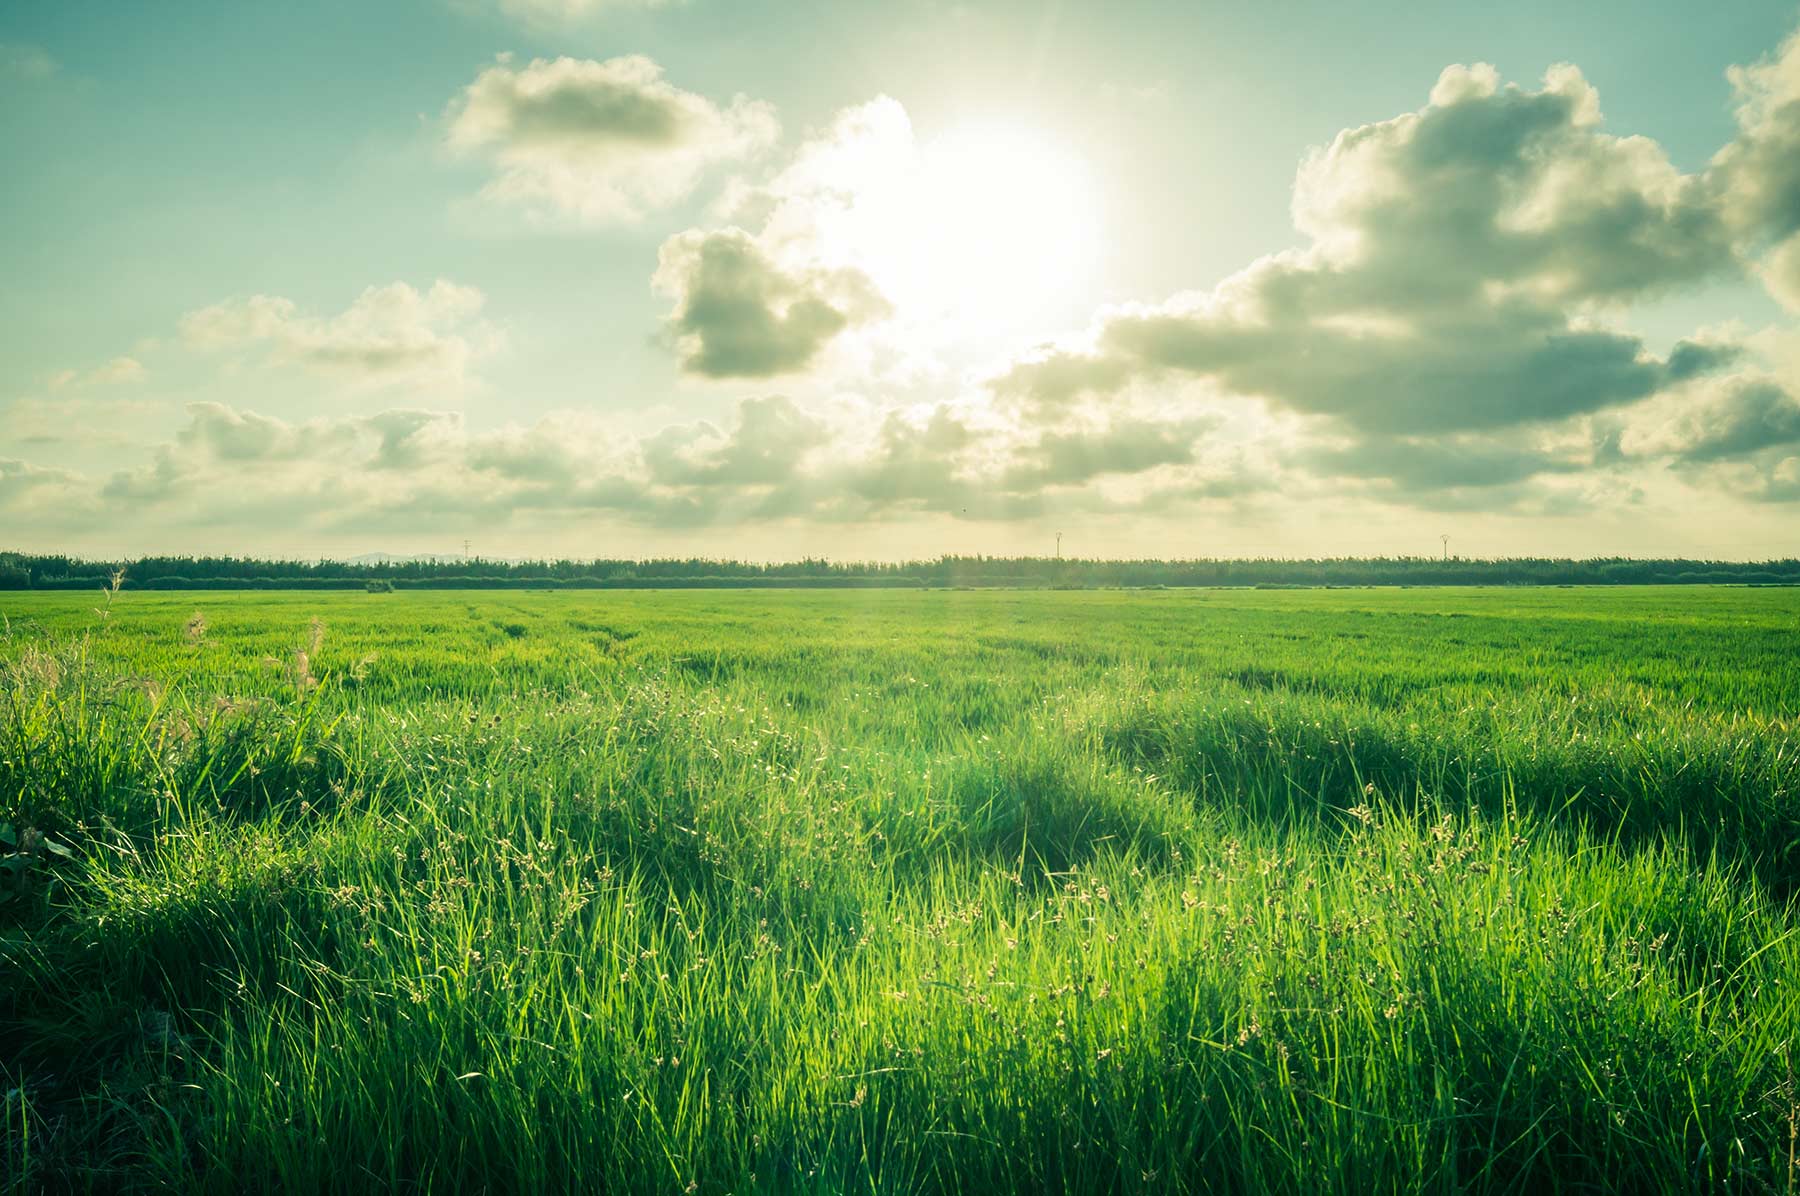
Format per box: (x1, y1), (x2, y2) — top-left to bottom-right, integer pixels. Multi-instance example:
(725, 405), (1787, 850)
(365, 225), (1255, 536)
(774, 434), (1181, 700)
(0, 457), (79, 504)
(1, 395), (165, 450)
(0, 455), (95, 536)
(646, 97), (934, 380)
(1671, 382), (1800, 463)
(447, 55), (776, 223)
(1664, 445), (1800, 505)
(653, 229), (889, 377)
(973, 47), (1800, 512)
(179, 281), (495, 389)
(1297, 432), (1591, 504)
(1001, 419), (1205, 490)
(102, 403), (365, 502)
(47, 357), (147, 389)
(1713, 26), (1800, 308)
(1618, 376), (1800, 467)
(996, 63), (1737, 443)
(642, 394), (827, 483)
(31, 27), (1800, 546)
(56, 392), (1263, 536)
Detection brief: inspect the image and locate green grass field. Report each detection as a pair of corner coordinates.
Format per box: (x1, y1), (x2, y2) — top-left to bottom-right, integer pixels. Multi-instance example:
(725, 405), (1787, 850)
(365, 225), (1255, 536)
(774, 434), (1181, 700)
(3, 586), (1799, 1192)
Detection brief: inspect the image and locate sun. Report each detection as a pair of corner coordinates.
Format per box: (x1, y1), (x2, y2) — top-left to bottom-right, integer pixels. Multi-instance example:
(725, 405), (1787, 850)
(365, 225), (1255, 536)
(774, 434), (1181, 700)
(853, 118), (1104, 339)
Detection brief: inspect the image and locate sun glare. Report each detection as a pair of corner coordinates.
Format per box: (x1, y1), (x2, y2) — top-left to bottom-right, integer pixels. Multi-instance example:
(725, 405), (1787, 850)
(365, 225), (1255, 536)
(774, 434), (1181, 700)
(856, 119), (1103, 337)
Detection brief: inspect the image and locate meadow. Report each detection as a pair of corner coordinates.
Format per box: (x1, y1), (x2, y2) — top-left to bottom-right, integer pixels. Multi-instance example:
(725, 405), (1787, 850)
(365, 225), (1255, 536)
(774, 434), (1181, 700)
(2, 585), (1798, 1193)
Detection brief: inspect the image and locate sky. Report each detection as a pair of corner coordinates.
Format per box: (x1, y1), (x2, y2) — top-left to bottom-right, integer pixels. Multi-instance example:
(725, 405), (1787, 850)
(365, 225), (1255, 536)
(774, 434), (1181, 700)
(4, 1), (1800, 561)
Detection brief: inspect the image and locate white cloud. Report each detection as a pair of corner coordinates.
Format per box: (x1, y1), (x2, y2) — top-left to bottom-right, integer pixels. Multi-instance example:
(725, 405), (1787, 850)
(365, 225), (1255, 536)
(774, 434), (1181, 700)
(0, 456), (87, 525)
(703, 95), (1105, 363)
(47, 357), (147, 390)
(653, 228), (890, 378)
(1714, 25), (1800, 308)
(659, 94), (1088, 383)
(446, 54), (777, 224)
(179, 281), (497, 390)
(55, 388), (1254, 535)
(646, 98), (918, 381)
(993, 60), (1741, 490)
(26, 24), (1800, 548)
(1, 395), (166, 451)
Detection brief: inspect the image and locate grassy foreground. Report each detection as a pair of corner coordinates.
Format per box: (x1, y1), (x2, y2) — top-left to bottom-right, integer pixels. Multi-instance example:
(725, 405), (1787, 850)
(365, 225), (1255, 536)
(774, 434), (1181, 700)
(2, 586), (1798, 1193)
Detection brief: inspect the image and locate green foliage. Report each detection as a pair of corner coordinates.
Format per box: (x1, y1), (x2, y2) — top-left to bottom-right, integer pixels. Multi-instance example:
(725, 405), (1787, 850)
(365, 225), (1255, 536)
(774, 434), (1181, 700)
(4, 549), (1800, 590)
(1, 587), (1798, 1192)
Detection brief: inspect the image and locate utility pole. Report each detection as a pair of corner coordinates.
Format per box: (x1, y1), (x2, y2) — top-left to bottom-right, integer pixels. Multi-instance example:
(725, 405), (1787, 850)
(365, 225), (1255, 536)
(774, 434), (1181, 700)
(1440, 534), (1450, 561)
(1056, 531), (1063, 560)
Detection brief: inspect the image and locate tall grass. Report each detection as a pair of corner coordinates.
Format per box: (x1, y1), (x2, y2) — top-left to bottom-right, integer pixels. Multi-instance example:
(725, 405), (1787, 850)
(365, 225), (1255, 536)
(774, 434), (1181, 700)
(2, 587), (1798, 1192)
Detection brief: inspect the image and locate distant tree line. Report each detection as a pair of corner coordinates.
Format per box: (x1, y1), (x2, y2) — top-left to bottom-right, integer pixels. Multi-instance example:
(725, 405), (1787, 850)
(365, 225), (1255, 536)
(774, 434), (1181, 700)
(2, 551), (1797, 591)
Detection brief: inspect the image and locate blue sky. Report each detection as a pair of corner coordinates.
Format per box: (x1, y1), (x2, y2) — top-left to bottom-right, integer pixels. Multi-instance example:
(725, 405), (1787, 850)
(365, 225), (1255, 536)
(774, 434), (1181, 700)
(4, 1), (1800, 558)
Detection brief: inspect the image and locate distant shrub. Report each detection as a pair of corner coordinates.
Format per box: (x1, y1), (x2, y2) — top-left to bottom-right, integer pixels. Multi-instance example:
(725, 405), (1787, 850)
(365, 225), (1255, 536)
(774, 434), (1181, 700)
(6, 551), (1800, 591)
(365, 579), (395, 593)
